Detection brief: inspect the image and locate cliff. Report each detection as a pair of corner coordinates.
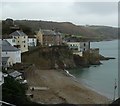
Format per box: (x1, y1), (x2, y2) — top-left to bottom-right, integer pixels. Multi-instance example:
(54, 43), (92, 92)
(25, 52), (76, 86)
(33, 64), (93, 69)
(22, 46), (105, 69)
(22, 46), (76, 69)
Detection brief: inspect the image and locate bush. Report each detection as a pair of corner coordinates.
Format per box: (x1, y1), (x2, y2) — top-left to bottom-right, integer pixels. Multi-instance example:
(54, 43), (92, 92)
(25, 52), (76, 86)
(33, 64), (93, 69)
(2, 77), (31, 105)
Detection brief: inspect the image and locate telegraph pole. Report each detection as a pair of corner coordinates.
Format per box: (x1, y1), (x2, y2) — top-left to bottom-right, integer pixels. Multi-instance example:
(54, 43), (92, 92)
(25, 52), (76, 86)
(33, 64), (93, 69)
(113, 78), (117, 101)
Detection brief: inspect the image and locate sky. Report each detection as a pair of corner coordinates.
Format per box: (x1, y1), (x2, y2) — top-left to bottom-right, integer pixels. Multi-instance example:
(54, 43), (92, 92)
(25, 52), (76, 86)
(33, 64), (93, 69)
(0, 0), (119, 27)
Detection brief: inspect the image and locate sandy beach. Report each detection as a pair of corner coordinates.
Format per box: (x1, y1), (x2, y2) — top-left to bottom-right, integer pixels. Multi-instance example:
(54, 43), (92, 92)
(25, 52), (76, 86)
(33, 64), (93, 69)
(24, 65), (111, 104)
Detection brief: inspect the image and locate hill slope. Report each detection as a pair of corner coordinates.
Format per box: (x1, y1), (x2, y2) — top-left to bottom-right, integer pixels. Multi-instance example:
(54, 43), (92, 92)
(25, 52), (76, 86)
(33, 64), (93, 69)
(13, 20), (118, 41)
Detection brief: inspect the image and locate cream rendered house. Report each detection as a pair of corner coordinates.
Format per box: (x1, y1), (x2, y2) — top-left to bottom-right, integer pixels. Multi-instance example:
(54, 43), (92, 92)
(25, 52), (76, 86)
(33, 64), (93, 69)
(36, 29), (43, 45)
(9, 30), (28, 53)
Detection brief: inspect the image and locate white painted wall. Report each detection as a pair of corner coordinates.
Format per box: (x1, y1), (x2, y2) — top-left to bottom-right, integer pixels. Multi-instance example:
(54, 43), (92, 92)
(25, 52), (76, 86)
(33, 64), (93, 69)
(67, 41), (90, 52)
(2, 50), (21, 64)
(80, 42), (90, 52)
(67, 42), (81, 51)
(28, 38), (37, 46)
(5, 38), (16, 46)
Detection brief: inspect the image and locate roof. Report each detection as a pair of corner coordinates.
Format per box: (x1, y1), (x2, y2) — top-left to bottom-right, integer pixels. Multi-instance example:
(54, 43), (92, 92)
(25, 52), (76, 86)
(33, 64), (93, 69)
(39, 29), (61, 36)
(9, 30), (27, 37)
(2, 57), (10, 62)
(28, 35), (36, 38)
(9, 71), (22, 78)
(2, 40), (20, 52)
(65, 37), (90, 42)
(42, 30), (56, 36)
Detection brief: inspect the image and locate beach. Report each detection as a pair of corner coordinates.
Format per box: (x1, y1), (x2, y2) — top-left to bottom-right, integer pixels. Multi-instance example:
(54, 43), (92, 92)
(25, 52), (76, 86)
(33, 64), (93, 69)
(25, 65), (111, 104)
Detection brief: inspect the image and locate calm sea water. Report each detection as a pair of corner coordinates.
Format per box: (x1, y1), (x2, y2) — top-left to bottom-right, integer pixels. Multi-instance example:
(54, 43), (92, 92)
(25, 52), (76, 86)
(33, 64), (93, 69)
(69, 40), (118, 100)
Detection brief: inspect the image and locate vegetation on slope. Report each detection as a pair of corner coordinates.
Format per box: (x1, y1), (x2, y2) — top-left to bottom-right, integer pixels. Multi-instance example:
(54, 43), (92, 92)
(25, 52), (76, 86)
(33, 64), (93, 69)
(14, 20), (118, 41)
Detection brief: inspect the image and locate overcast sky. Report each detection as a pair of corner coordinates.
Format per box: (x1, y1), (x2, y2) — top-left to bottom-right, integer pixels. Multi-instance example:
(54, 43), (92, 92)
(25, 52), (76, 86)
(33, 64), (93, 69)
(1, 1), (118, 27)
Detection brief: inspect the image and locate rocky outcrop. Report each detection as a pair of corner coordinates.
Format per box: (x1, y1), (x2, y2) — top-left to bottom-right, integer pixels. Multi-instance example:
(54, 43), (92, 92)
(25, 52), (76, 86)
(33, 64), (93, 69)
(99, 54), (115, 60)
(22, 46), (114, 70)
(22, 46), (76, 69)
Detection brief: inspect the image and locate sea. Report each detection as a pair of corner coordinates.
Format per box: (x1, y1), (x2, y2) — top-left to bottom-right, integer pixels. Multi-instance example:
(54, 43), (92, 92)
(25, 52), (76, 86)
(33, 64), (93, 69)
(68, 40), (119, 100)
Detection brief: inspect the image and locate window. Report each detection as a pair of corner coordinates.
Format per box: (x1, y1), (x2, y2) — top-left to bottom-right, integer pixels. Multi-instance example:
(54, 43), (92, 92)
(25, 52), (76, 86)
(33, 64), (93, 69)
(6, 52), (7, 54)
(22, 41), (25, 43)
(18, 41), (19, 43)
(84, 43), (86, 46)
(84, 48), (85, 51)
(24, 45), (25, 47)
(12, 39), (15, 42)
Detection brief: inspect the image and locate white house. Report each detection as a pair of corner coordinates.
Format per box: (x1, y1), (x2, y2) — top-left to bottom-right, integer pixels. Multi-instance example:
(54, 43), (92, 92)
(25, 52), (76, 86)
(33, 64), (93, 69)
(2, 40), (21, 64)
(28, 37), (37, 47)
(67, 41), (90, 52)
(66, 39), (90, 57)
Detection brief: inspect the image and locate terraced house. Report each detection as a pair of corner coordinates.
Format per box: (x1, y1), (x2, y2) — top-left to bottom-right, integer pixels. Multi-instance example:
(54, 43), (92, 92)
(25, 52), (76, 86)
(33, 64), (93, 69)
(36, 29), (62, 46)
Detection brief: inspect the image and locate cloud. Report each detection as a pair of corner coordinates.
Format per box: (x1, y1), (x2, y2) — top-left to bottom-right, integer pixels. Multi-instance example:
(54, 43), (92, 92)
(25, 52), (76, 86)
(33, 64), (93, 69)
(1, 2), (118, 27)
(71, 2), (118, 15)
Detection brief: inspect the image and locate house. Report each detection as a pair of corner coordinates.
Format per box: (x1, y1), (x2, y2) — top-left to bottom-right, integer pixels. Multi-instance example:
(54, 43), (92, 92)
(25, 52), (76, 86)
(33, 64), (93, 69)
(66, 37), (90, 56)
(6, 30), (28, 53)
(28, 36), (37, 47)
(2, 40), (21, 64)
(67, 41), (90, 52)
(36, 29), (62, 46)
(9, 71), (22, 80)
(2, 57), (13, 70)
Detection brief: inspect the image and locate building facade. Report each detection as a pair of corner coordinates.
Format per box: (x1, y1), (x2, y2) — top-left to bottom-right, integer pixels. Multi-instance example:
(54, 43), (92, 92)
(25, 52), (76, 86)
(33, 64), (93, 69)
(8, 30), (28, 53)
(2, 40), (21, 64)
(36, 29), (62, 46)
(28, 37), (37, 47)
(67, 41), (90, 52)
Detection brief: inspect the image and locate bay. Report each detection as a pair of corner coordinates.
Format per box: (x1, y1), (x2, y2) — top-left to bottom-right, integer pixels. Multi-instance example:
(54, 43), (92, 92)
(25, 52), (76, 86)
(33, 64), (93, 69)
(69, 40), (118, 100)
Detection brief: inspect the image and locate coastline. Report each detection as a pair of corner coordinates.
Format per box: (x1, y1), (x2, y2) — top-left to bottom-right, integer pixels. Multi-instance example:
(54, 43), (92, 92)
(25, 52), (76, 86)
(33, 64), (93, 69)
(63, 69), (112, 100)
(25, 66), (111, 104)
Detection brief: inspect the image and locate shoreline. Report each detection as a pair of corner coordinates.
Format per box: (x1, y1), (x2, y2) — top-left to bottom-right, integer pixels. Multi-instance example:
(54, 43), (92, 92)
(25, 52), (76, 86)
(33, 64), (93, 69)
(63, 69), (112, 100)
(25, 66), (111, 104)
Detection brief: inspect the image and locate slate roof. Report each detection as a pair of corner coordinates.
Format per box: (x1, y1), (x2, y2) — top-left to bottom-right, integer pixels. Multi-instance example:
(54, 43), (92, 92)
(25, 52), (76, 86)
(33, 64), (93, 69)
(42, 30), (56, 36)
(2, 57), (10, 62)
(9, 71), (22, 78)
(9, 30), (27, 37)
(2, 40), (20, 52)
(2, 57), (10, 66)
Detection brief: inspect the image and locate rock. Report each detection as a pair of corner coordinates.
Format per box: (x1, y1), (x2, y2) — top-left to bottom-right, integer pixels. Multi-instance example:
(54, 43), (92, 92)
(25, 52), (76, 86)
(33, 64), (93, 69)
(99, 54), (115, 60)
